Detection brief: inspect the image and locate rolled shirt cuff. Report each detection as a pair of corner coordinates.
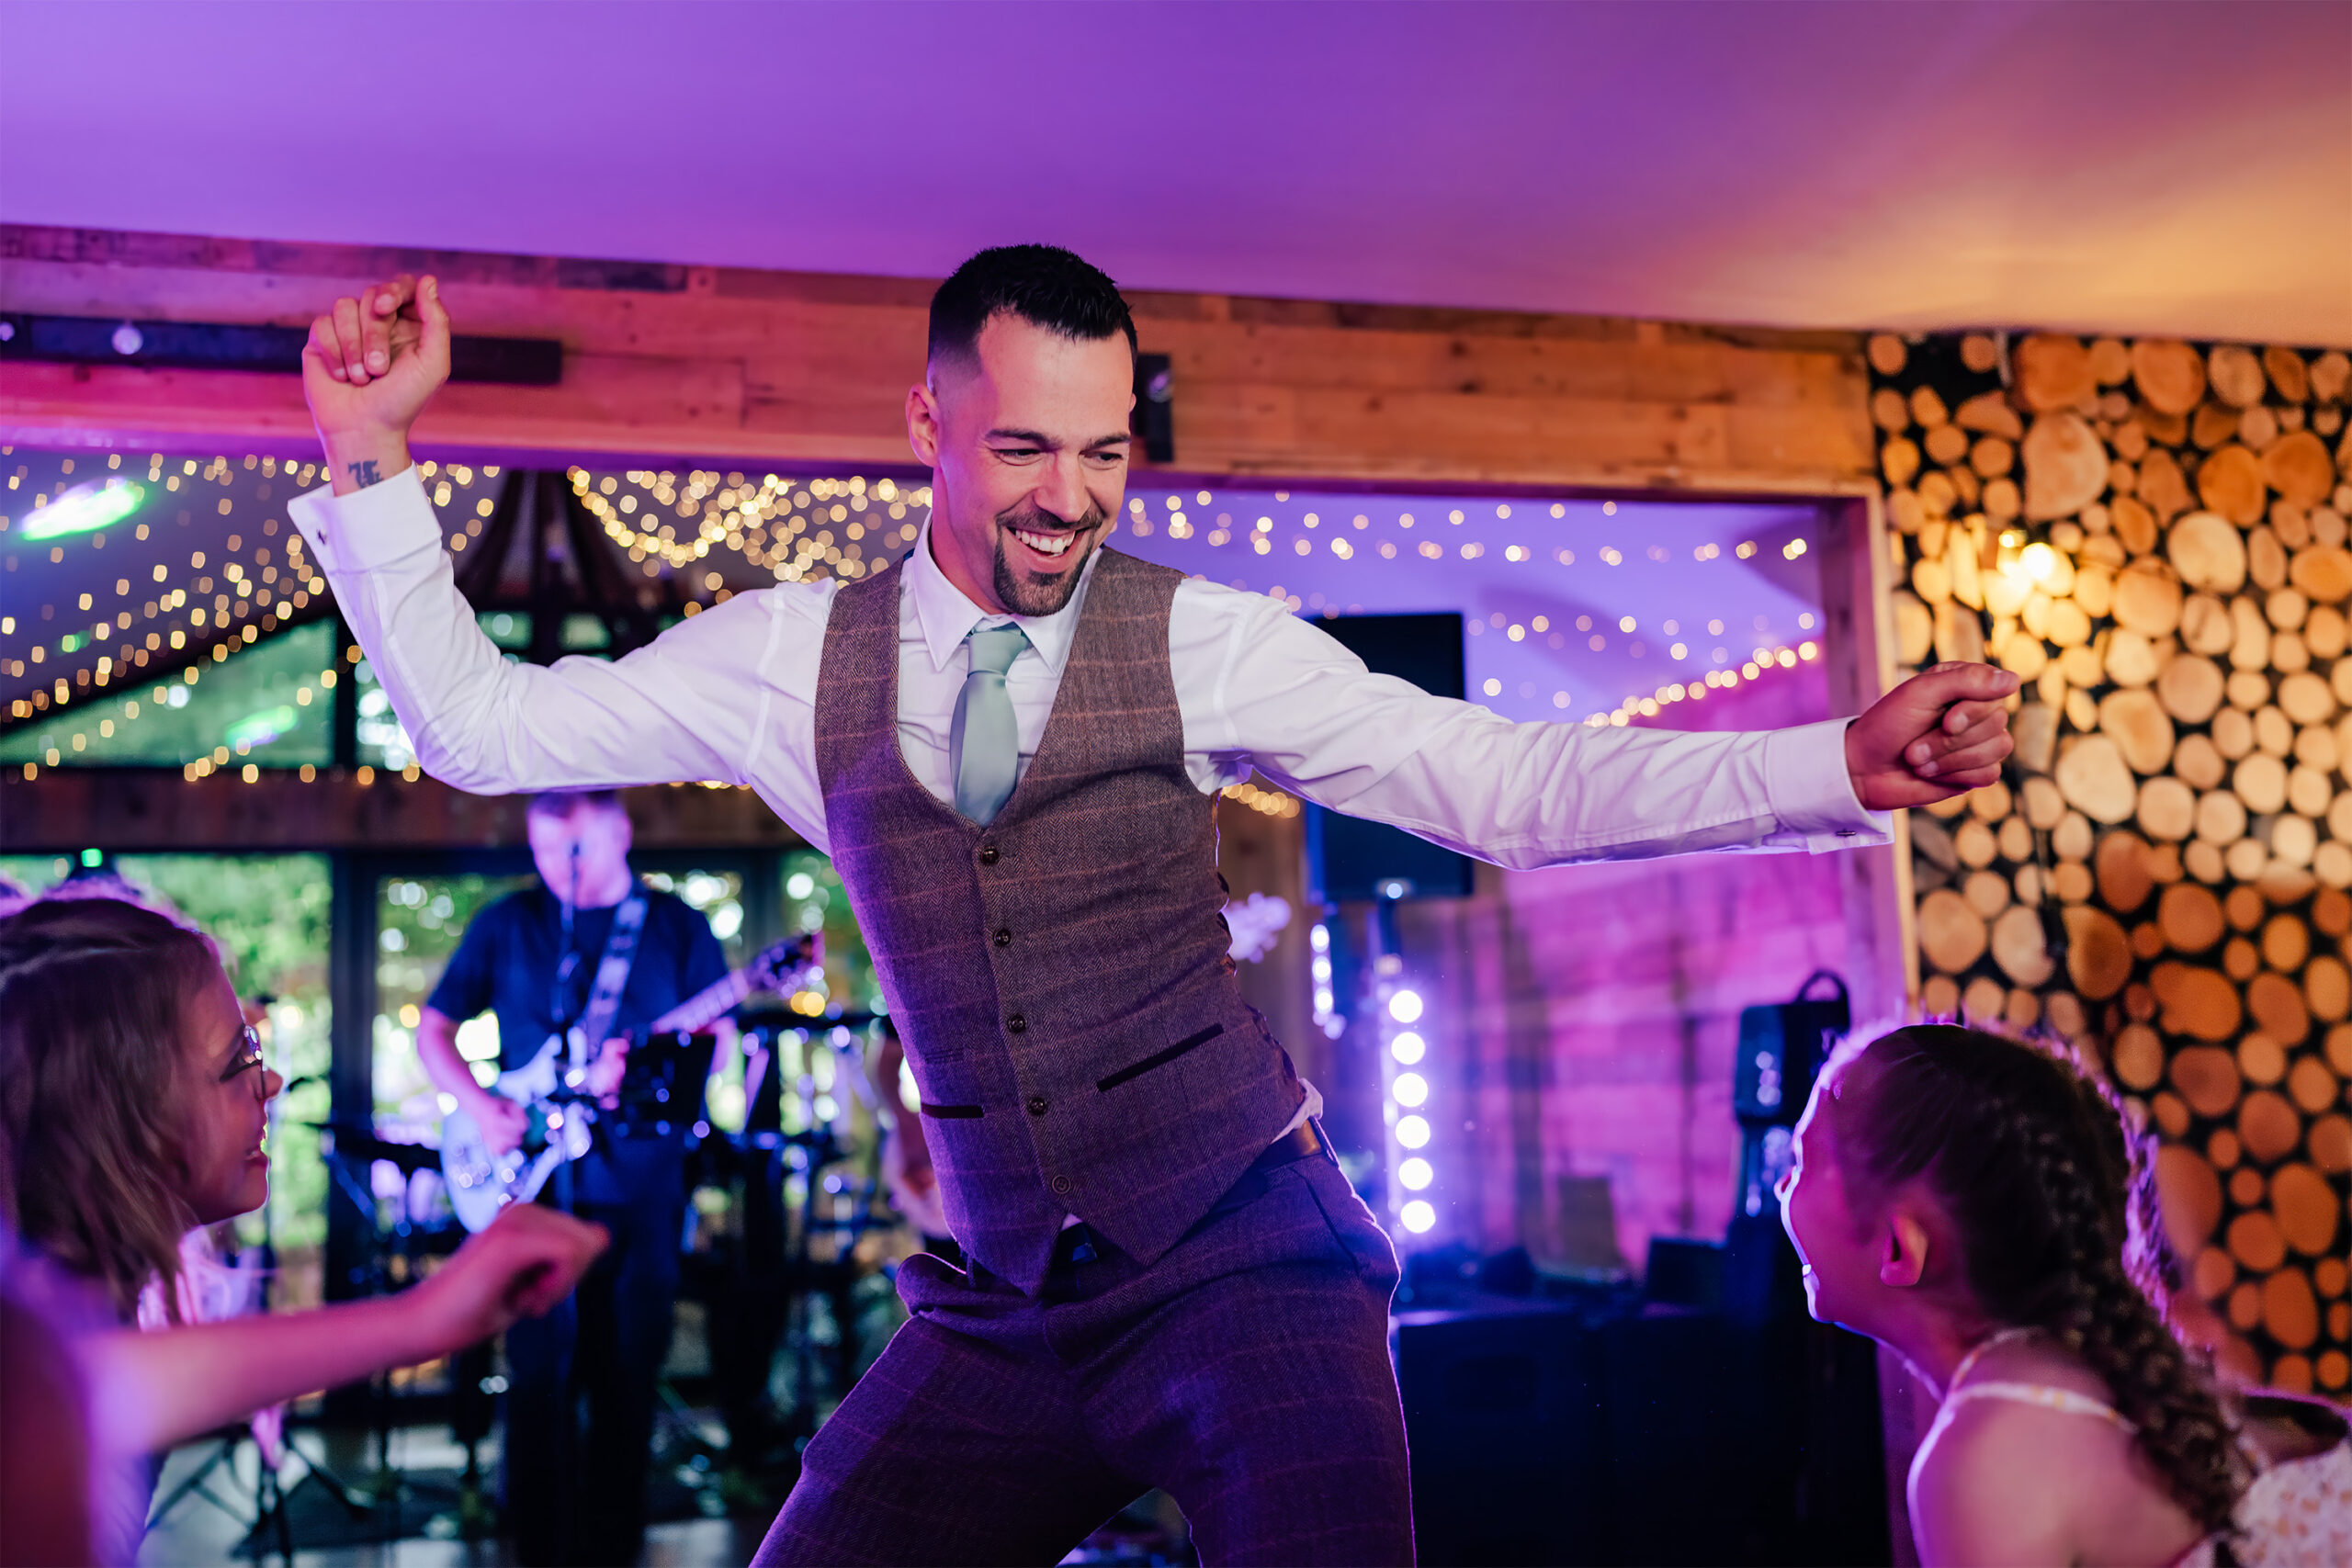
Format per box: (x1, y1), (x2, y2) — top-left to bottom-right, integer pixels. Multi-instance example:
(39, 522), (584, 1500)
(1764, 717), (1894, 852)
(287, 465), (442, 574)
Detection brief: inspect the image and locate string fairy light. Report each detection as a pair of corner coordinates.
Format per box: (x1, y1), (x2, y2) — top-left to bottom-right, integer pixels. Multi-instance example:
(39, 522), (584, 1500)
(3, 446), (337, 725)
(1219, 779), (1301, 818)
(5, 448), (948, 773)
(566, 468), (933, 583)
(1587, 638), (1821, 728)
(10, 448), (1823, 771)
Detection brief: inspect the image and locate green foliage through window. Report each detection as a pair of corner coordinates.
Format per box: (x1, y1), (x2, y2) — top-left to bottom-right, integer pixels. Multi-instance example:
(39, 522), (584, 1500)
(0, 621), (337, 769)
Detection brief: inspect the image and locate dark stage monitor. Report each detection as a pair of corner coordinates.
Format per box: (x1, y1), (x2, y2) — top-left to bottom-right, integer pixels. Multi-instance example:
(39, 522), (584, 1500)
(1303, 612), (1475, 902)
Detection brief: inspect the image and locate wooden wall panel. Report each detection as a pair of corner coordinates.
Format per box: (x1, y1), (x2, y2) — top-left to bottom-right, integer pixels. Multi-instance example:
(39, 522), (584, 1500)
(1408, 669), (1872, 1271)
(1872, 329), (2352, 1400)
(1818, 495), (1922, 1022)
(2, 224), (1873, 492)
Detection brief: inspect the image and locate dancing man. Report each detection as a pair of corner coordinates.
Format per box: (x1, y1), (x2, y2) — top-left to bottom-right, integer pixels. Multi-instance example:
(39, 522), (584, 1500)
(294, 246), (2013, 1565)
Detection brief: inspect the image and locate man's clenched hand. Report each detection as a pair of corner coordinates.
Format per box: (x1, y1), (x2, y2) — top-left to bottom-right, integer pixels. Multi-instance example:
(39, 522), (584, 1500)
(302, 273), (451, 495)
(1846, 661), (2020, 810)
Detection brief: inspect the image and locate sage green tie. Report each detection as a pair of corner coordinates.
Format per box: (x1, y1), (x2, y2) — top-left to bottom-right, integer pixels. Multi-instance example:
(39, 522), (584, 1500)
(952, 624), (1030, 824)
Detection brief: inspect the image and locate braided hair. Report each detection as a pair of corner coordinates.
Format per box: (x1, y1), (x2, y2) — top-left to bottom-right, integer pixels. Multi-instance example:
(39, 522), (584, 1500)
(1838, 1024), (2243, 1535)
(0, 897), (220, 1322)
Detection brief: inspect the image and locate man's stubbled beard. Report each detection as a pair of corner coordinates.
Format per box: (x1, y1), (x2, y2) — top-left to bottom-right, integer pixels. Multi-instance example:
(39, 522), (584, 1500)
(989, 498), (1112, 616)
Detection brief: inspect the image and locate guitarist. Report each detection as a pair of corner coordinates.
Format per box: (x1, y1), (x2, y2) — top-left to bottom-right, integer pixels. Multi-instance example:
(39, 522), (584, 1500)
(416, 788), (733, 1567)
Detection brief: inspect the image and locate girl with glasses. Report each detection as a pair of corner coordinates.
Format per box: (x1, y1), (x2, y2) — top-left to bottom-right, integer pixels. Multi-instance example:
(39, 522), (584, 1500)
(0, 896), (609, 1564)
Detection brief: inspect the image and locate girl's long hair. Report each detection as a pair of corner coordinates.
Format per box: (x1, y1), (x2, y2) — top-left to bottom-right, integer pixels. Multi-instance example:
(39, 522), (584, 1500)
(0, 897), (220, 1323)
(1838, 1024), (2242, 1535)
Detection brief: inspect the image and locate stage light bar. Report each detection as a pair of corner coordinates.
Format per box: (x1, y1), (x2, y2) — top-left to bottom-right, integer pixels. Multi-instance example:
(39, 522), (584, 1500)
(1373, 952), (1442, 1241)
(19, 478), (144, 542)
(0, 312), (561, 385)
(1309, 920), (1342, 1037)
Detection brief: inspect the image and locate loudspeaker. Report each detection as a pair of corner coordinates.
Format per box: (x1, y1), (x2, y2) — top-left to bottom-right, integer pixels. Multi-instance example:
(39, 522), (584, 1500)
(1131, 353), (1174, 464)
(1302, 613), (1475, 902)
(1731, 971), (1851, 1290)
(1732, 970), (1849, 1124)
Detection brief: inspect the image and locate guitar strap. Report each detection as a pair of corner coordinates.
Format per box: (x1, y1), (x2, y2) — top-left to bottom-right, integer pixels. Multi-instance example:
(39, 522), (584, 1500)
(569, 887), (650, 1071)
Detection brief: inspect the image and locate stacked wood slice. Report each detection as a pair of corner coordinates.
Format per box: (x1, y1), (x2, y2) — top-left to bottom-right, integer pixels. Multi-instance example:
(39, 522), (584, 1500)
(1873, 330), (2352, 1398)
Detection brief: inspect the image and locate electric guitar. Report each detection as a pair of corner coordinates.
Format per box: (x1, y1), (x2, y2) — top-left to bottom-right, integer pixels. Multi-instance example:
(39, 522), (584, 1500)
(439, 932), (822, 1232)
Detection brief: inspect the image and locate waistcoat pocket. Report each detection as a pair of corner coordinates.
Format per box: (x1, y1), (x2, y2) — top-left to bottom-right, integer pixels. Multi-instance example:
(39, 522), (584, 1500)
(1097, 1023), (1225, 1092)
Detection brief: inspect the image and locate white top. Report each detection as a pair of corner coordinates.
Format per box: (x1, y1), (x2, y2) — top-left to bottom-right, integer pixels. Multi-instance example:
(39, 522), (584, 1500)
(288, 467), (1890, 863)
(2178, 1431), (2352, 1568)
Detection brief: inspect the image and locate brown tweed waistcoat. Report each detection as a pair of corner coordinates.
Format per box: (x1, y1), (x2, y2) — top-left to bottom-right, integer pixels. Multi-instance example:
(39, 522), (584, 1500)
(812, 548), (1305, 1294)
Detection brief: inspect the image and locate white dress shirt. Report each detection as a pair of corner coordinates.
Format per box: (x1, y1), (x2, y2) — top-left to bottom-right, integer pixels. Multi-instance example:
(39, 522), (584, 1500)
(292, 467), (1888, 1189)
(289, 468), (1889, 864)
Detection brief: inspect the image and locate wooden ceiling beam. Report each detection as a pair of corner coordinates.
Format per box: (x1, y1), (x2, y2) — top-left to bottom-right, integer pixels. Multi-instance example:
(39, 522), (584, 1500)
(3, 224), (1874, 495)
(0, 769), (802, 853)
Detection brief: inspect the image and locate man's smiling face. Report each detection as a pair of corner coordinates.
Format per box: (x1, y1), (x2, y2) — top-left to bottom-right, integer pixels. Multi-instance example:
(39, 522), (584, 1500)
(907, 311), (1134, 617)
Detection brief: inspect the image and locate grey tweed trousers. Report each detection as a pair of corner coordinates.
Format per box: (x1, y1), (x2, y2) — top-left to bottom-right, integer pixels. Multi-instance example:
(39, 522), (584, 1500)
(750, 1149), (1414, 1566)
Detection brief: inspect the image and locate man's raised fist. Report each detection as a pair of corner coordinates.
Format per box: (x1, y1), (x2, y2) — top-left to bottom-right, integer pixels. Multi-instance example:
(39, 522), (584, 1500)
(303, 274), (451, 492)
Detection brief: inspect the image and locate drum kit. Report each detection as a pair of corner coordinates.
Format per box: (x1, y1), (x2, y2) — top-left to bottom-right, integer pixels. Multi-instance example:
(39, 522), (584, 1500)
(311, 1004), (910, 1535)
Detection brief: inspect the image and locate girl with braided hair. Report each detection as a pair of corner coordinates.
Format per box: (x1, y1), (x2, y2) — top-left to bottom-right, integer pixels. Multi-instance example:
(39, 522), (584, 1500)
(1778, 1021), (2348, 1566)
(0, 896), (612, 1563)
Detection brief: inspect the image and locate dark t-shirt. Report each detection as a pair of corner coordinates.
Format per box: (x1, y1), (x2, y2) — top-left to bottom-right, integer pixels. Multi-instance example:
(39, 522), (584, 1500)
(427, 884), (730, 1074)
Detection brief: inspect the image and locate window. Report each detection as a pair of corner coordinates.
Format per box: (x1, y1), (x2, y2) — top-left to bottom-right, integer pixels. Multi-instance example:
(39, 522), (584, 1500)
(373, 871), (536, 1141)
(0, 621), (336, 769)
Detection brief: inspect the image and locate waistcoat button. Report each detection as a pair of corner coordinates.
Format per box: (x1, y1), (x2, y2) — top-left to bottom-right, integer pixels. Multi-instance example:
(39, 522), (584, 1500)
(1050, 1174), (1072, 1195)
(1027, 1095), (1049, 1117)
(993, 928), (1012, 947)
(1007, 1013), (1027, 1034)
(978, 843), (1000, 866)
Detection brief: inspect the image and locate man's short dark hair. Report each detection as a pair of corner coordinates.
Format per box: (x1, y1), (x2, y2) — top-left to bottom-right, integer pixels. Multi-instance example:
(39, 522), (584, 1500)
(526, 788), (627, 821)
(928, 245), (1137, 369)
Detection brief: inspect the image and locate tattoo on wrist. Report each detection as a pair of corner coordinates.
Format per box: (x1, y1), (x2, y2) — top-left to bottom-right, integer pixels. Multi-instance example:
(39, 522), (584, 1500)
(347, 459), (383, 489)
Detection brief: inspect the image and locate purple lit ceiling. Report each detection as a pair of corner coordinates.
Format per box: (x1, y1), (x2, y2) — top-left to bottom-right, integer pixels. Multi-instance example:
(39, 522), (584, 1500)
(1, 1), (2344, 344)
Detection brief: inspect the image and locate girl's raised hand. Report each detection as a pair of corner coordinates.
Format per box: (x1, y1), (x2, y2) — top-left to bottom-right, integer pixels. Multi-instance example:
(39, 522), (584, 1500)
(415, 1204), (608, 1347)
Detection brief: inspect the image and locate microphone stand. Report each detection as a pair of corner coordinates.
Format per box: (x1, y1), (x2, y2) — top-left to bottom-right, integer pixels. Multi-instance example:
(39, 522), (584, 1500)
(553, 843), (581, 1221)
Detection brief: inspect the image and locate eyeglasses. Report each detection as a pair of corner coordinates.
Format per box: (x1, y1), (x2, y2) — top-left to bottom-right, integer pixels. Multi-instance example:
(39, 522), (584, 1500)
(220, 1023), (268, 1100)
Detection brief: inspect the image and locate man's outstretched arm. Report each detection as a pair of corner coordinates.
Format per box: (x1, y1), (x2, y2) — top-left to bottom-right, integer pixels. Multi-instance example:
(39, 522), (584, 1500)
(292, 275), (832, 839)
(1208, 593), (2015, 870)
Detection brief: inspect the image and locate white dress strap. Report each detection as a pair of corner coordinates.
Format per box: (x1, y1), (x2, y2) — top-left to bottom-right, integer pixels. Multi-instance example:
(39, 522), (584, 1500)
(1940, 1380), (2138, 1433)
(1945, 1324), (2043, 1393)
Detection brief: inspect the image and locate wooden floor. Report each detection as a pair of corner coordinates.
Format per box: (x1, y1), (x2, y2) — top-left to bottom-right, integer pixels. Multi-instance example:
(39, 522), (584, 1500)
(254, 1519), (757, 1568)
(135, 1427), (770, 1568)
(133, 1422), (1187, 1567)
